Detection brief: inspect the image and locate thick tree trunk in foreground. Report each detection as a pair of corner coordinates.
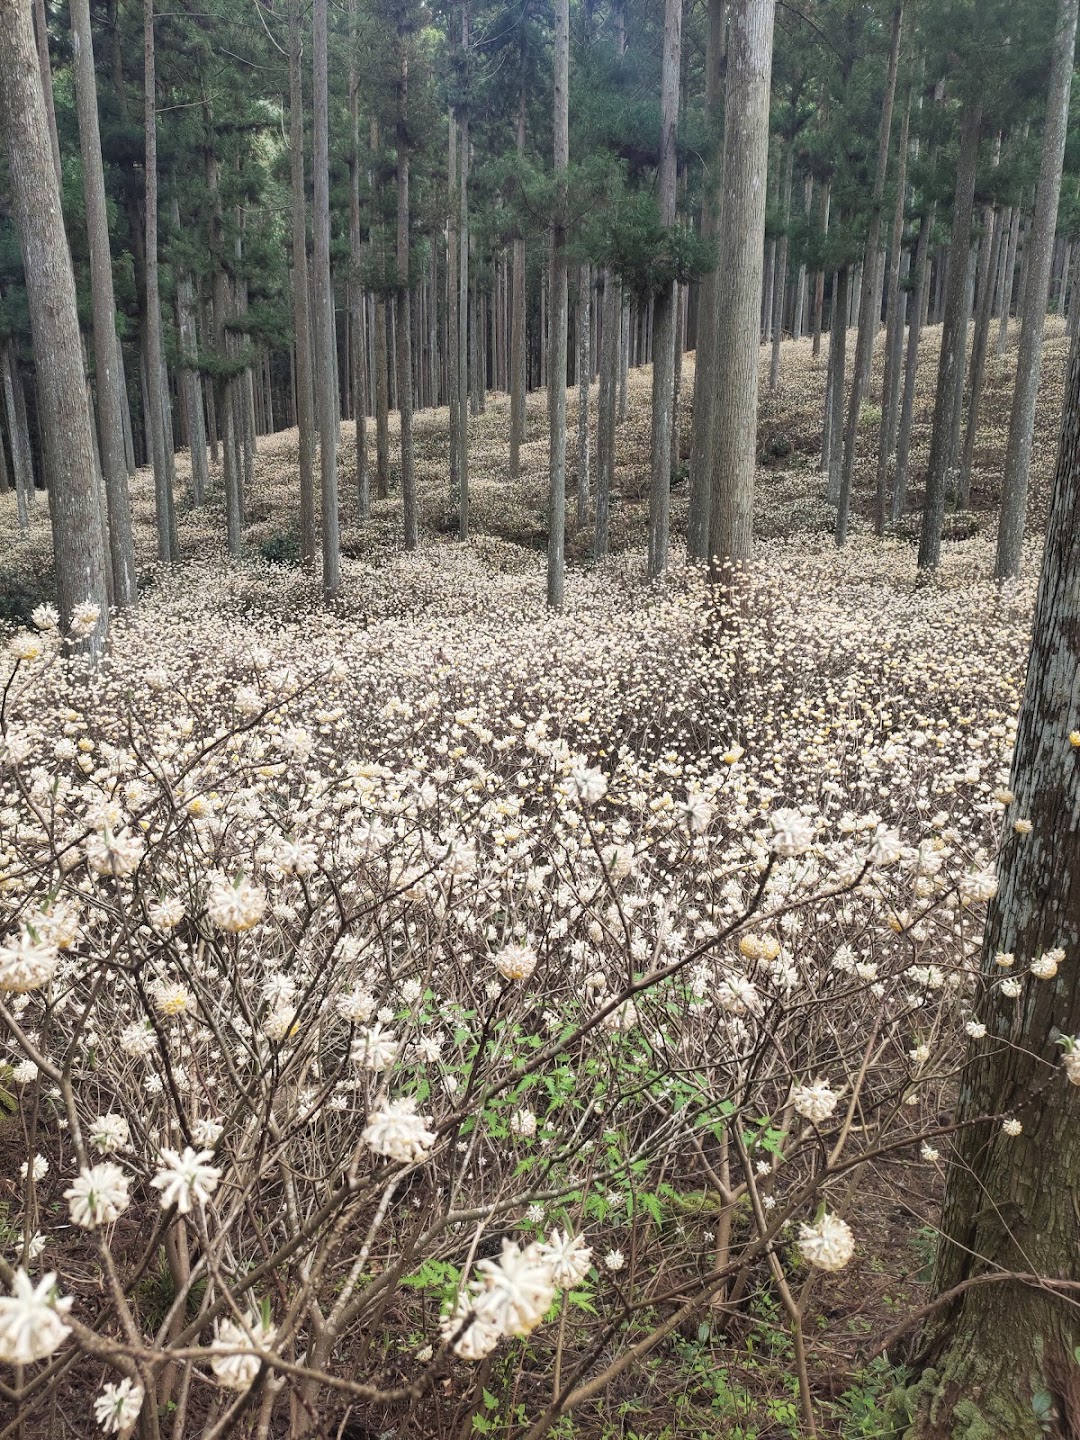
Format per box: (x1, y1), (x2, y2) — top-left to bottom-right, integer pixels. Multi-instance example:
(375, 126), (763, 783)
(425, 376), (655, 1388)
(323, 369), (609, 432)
(71, 0), (137, 605)
(909, 294), (1080, 1440)
(456, 15), (469, 541)
(547, 0), (569, 610)
(290, 0), (317, 568)
(0, 0), (109, 655)
(994, 0), (1079, 581)
(647, 0), (682, 579)
(313, 0), (341, 597)
(918, 101), (982, 570)
(707, 0), (776, 582)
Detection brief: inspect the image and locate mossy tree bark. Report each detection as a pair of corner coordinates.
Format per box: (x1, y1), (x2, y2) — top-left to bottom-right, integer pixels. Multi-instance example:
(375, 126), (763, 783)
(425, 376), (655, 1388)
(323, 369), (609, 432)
(907, 327), (1080, 1440)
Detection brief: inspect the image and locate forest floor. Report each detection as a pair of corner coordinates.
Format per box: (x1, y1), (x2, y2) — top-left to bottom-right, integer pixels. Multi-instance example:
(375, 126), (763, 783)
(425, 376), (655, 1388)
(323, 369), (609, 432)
(0, 320), (1071, 1438)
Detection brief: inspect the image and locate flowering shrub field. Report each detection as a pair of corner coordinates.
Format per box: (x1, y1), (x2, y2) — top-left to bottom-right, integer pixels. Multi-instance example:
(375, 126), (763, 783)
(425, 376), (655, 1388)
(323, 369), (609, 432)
(0, 340), (1066, 1437)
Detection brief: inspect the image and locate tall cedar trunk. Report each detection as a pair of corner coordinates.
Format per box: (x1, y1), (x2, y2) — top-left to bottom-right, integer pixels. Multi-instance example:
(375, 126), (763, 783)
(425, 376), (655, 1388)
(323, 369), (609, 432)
(874, 81), (911, 533)
(509, 85), (527, 477)
(688, 0), (726, 560)
(206, 129), (241, 554)
(768, 143), (793, 390)
(958, 200), (1003, 507)
(835, 0), (903, 546)
(396, 22), (417, 552)
(594, 268), (617, 559)
(0, 0), (109, 654)
(349, 0), (368, 521)
(143, 0), (178, 563)
(547, 0), (569, 610)
(893, 203), (933, 517)
(995, 0), (1079, 580)
(375, 299), (390, 498)
(289, 0), (317, 568)
(997, 201), (1022, 354)
(707, 0), (776, 582)
(448, 114), (460, 501)
(909, 318), (1080, 1440)
(824, 267), (849, 503)
(71, 0), (136, 604)
(793, 173), (812, 337)
(576, 264), (590, 526)
(456, 5), (469, 540)
(313, 0), (340, 596)
(32, 0), (61, 184)
(918, 100), (982, 570)
(647, 0), (682, 578)
(172, 198), (209, 506)
(811, 180), (830, 356)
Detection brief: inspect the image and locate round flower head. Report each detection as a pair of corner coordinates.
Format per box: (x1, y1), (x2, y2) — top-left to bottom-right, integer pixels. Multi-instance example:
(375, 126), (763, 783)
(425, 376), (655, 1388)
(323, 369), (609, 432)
(797, 1213), (855, 1272)
(150, 1147), (222, 1214)
(69, 600), (101, 637)
(791, 1079), (839, 1125)
(84, 830), (145, 879)
(90, 1115), (131, 1154)
(350, 1023), (399, 1070)
(440, 1292), (503, 1360)
(206, 878), (266, 933)
(473, 1241), (556, 1337)
(569, 767), (608, 805)
(767, 809), (815, 857)
(537, 1230), (592, 1288)
(361, 1096), (436, 1164)
(93, 1377), (144, 1435)
(0, 1269), (73, 1364)
(0, 931), (60, 993)
(494, 943), (537, 981)
(65, 1163), (131, 1229)
(210, 1313), (276, 1390)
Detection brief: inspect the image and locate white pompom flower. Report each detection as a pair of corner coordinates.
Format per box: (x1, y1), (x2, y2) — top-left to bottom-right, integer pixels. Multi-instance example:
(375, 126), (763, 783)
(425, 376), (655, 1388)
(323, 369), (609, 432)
(797, 1213), (855, 1272)
(0, 1269), (73, 1364)
(150, 1147), (222, 1214)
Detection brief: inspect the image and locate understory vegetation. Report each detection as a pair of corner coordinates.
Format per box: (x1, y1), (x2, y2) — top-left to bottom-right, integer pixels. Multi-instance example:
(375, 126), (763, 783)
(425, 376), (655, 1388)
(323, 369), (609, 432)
(0, 328), (1067, 1438)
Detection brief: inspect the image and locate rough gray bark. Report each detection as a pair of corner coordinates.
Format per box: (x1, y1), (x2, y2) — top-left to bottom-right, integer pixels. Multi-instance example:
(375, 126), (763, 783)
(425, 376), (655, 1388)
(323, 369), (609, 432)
(548, 0), (569, 609)
(143, 0), (178, 564)
(688, 0), (726, 560)
(958, 200), (1003, 509)
(835, 0), (903, 546)
(994, 0), (1079, 581)
(289, 0), (316, 568)
(918, 101), (982, 570)
(576, 264), (591, 527)
(768, 143), (793, 390)
(31, 0), (61, 185)
(456, 8), (469, 540)
(892, 203), (933, 518)
(348, 0), (368, 521)
(396, 21), (417, 552)
(707, 0), (776, 580)
(874, 83), (911, 533)
(448, 114), (460, 501)
(2, 341), (32, 532)
(509, 89), (526, 478)
(824, 267), (849, 504)
(594, 268), (617, 560)
(313, 0), (340, 596)
(909, 302), (1080, 1440)
(0, 0), (109, 654)
(996, 202), (1022, 354)
(647, 0), (682, 579)
(811, 181), (830, 357)
(172, 196), (209, 508)
(71, 0), (136, 604)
